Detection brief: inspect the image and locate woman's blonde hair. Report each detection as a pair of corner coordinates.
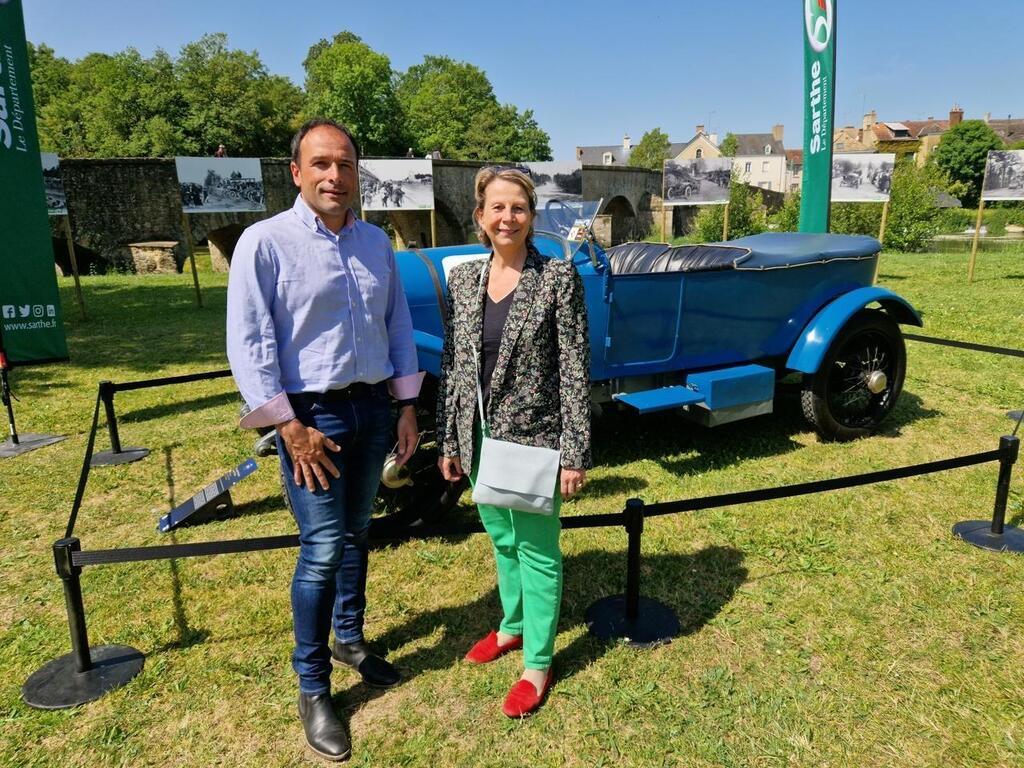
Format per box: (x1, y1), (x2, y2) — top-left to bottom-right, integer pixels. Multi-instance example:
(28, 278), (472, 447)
(472, 166), (537, 248)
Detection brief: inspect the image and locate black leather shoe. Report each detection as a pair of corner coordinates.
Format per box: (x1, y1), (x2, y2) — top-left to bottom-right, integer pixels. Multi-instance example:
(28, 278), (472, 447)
(332, 640), (401, 688)
(298, 693), (351, 762)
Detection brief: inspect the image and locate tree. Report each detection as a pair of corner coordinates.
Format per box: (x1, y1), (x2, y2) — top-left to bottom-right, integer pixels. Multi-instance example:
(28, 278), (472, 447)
(933, 119), (1004, 207)
(462, 104), (552, 162)
(302, 34), (406, 157)
(628, 128), (670, 171)
(719, 133), (738, 157)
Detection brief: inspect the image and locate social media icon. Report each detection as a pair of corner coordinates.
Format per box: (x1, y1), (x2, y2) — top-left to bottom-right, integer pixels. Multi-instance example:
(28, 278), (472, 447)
(18, 305), (30, 318)
(33, 305), (44, 318)
(1, 305), (13, 319)
(46, 305), (56, 317)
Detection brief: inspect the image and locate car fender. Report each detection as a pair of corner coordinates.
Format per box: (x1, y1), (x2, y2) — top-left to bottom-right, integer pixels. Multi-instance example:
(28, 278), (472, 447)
(786, 287), (922, 374)
(414, 330), (444, 378)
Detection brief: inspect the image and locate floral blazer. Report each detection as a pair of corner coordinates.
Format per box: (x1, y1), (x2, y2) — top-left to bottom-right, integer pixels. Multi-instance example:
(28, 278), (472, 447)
(435, 245), (591, 471)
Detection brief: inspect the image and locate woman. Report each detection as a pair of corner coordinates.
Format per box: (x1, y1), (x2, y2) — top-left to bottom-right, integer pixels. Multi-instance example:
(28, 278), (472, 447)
(436, 167), (591, 717)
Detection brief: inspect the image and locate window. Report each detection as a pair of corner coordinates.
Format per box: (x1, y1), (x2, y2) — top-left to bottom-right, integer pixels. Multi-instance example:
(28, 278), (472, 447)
(762, 160), (770, 172)
(744, 161), (751, 173)
(695, 148), (703, 159)
(602, 152), (614, 165)
(764, 144), (772, 155)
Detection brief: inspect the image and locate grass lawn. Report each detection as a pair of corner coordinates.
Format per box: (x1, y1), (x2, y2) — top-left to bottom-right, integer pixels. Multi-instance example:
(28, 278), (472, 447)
(1, 245), (1023, 767)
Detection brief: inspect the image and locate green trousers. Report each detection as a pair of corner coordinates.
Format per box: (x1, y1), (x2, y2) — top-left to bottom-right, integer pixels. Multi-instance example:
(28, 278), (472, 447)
(470, 424), (563, 669)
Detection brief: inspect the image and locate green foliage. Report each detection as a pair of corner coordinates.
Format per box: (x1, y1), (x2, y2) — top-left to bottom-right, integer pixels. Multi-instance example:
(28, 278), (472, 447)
(719, 132), (738, 157)
(1009, 140), (1024, 150)
(771, 191), (801, 231)
(933, 120), (1004, 207)
(30, 34), (302, 157)
(394, 55), (550, 160)
(302, 34), (406, 156)
(628, 128), (671, 171)
(936, 203), (1024, 236)
(693, 171), (768, 240)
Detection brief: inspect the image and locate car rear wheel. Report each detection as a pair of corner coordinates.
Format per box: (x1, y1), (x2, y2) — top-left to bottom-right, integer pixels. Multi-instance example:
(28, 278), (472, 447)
(801, 309), (906, 442)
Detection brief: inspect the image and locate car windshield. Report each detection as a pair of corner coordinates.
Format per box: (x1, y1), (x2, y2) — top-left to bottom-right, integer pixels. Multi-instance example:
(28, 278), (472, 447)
(534, 199), (602, 258)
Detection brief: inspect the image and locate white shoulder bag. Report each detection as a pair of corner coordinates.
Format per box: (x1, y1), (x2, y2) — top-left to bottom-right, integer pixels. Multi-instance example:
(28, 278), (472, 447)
(469, 264), (561, 515)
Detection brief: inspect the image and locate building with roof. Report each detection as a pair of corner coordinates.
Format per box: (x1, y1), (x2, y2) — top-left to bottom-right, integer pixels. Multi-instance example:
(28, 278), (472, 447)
(731, 125), (788, 192)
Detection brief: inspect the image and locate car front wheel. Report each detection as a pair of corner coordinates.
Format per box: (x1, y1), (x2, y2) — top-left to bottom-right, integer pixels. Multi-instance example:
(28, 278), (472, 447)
(801, 309), (906, 442)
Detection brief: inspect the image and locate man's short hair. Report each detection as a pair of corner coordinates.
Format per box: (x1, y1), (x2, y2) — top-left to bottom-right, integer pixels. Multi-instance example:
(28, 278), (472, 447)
(290, 118), (361, 164)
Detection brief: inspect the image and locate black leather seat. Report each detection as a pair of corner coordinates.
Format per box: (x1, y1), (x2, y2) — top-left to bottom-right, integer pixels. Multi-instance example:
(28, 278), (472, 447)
(605, 242), (750, 275)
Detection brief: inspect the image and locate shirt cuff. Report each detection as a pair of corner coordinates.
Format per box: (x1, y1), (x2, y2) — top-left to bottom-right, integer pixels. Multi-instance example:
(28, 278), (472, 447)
(388, 371), (425, 401)
(239, 391), (295, 429)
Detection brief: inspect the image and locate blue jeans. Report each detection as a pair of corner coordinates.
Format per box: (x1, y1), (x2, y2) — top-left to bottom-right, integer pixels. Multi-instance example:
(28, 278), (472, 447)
(278, 385), (392, 695)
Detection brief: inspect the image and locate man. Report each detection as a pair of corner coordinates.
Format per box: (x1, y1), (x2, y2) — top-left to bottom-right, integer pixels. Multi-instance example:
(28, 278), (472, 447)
(227, 118), (422, 761)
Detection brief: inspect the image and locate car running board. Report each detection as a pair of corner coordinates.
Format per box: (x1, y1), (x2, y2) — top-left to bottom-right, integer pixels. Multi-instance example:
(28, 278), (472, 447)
(612, 386), (705, 414)
(613, 364), (776, 421)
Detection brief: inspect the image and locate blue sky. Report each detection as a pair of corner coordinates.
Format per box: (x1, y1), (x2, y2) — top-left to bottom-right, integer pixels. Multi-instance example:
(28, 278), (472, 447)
(22, 0), (1022, 159)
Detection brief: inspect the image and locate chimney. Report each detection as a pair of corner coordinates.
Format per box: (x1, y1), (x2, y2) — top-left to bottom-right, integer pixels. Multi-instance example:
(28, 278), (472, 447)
(862, 110), (877, 131)
(949, 104), (963, 127)
(984, 112), (991, 123)
(771, 123), (784, 143)
(623, 134), (631, 150)
(709, 133), (719, 146)
(576, 147), (583, 161)
(695, 124), (705, 136)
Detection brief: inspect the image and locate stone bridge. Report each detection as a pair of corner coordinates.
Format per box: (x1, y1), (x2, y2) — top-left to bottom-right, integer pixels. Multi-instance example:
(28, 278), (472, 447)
(49, 158), (665, 273)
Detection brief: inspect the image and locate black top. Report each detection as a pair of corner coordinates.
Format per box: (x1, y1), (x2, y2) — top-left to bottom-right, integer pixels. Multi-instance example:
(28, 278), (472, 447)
(480, 290), (514, 410)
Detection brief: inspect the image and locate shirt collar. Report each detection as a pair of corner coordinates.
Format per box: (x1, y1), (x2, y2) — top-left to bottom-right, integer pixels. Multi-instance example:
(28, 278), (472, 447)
(292, 195), (357, 236)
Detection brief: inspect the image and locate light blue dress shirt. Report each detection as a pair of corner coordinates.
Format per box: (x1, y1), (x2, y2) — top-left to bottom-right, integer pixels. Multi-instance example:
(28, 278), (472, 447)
(227, 196), (422, 428)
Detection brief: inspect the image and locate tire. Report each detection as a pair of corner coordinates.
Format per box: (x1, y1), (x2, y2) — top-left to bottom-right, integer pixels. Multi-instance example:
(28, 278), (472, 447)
(801, 309), (906, 442)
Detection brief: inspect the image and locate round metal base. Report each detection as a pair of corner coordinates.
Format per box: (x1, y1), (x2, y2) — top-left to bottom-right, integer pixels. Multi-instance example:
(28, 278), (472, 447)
(585, 595), (681, 648)
(90, 447), (149, 467)
(0, 433), (66, 459)
(22, 645), (145, 710)
(953, 520), (1024, 554)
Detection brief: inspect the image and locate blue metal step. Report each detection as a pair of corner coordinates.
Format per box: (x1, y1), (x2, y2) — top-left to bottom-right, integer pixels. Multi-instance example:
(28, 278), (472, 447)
(613, 386), (705, 414)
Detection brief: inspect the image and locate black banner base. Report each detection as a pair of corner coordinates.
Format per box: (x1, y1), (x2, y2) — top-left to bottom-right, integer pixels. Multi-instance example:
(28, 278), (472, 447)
(0, 433), (66, 458)
(22, 645), (145, 710)
(585, 595), (681, 648)
(90, 447), (149, 467)
(953, 520), (1024, 554)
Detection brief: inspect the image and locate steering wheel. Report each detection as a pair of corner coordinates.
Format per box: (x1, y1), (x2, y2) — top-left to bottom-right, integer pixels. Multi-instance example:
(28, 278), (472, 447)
(544, 198), (579, 235)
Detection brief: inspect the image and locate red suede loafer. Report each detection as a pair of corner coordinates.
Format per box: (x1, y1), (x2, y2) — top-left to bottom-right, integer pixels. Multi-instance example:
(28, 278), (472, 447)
(501, 669), (553, 718)
(464, 630), (523, 664)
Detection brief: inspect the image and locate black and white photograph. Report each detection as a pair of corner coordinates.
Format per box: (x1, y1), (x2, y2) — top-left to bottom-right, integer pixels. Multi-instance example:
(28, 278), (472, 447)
(359, 159), (434, 211)
(830, 153), (895, 202)
(664, 158), (731, 206)
(982, 150), (1024, 201)
(520, 161), (582, 204)
(174, 157), (266, 213)
(40, 153), (67, 216)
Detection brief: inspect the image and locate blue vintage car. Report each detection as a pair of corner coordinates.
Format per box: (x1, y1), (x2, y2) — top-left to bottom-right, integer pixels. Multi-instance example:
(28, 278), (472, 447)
(361, 199), (922, 527)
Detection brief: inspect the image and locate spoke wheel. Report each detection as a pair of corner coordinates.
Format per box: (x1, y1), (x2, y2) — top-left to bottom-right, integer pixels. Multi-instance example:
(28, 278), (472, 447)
(801, 309), (906, 442)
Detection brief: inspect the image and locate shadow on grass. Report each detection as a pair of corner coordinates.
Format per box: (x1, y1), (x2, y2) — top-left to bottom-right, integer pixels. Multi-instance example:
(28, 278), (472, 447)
(332, 545), (746, 717)
(119, 390), (240, 424)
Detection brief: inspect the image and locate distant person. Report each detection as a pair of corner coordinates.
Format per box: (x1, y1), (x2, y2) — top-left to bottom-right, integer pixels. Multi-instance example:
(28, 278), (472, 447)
(227, 118), (421, 761)
(214, 144), (227, 158)
(435, 166), (591, 718)
(405, 147), (415, 158)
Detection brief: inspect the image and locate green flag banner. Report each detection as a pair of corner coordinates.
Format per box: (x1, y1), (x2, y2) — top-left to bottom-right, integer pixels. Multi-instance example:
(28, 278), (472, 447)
(799, 0), (837, 233)
(0, 0), (68, 365)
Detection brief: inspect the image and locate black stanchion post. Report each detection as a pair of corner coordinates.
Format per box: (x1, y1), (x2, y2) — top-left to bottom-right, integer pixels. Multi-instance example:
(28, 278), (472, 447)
(22, 538), (145, 709)
(585, 498), (681, 647)
(90, 380), (149, 466)
(953, 434), (1023, 553)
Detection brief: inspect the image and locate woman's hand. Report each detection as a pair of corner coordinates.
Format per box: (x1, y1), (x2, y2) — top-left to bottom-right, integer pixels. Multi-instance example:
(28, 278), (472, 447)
(560, 467), (587, 498)
(438, 455), (465, 482)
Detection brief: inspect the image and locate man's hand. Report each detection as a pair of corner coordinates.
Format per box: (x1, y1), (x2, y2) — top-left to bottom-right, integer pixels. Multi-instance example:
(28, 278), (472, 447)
(276, 418), (341, 492)
(560, 467), (587, 498)
(394, 405), (418, 466)
(438, 455), (465, 482)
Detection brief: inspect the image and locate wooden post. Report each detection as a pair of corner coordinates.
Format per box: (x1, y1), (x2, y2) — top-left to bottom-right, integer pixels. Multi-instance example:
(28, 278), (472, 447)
(722, 202), (730, 241)
(968, 162), (990, 284)
(661, 160), (669, 241)
(61, 215), (86, 320)
(872, 199), (891, 285)
(180, 211), (203, 308)
(430, 209), (438, 247)
(967, 200), (985, 284)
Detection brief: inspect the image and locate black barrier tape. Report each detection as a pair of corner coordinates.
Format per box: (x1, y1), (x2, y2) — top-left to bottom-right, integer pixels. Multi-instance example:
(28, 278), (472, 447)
(64, 391), (103, 539)
(905, 334), (1024, 360)
(644, 449), (1001, 517)
(69, 511), (629, 568)
(112, 368), (232, 393)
